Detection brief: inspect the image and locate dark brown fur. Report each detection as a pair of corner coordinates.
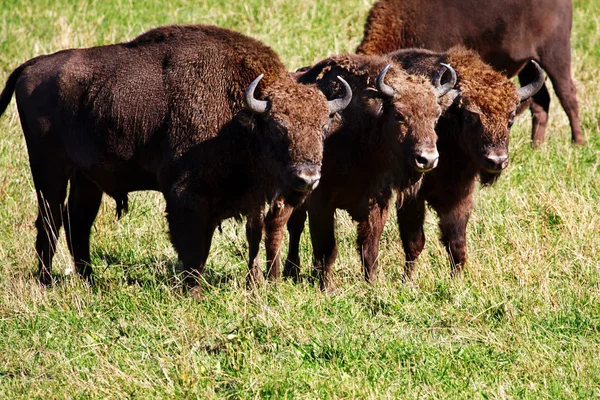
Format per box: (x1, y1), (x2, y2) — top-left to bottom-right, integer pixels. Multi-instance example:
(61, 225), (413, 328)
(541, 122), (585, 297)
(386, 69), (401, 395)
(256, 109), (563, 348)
(389, 47), (531, 279)
(357, 0), (584, 146)
(264, 54), (442, 290)
(0, 24), (335, 286)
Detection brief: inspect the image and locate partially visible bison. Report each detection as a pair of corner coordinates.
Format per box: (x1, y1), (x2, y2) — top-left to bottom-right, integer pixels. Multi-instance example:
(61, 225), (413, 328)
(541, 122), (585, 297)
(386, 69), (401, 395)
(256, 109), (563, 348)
(357, 0), (584, 146)
(388, 47), (544, 279)
(0, 24), (352, 286)
(264, 54), (456, 290)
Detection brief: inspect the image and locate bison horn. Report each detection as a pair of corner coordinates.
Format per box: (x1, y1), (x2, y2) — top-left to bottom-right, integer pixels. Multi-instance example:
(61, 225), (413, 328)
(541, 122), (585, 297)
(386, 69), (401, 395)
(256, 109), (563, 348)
(328, 76), (353, 114)
(518, 61), (545, 101)
(432, 63), (457, 98)
(244, 74), (270, 115)
(376, 63), (395, 98)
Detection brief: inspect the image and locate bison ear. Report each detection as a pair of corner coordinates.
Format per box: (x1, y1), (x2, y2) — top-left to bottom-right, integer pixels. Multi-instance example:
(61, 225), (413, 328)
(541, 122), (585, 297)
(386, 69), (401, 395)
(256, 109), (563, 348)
(516, 97), (533, 117)
(437, 89), (460, 112)
(235, 109), (258, 130)
(361, 88), (385, 116)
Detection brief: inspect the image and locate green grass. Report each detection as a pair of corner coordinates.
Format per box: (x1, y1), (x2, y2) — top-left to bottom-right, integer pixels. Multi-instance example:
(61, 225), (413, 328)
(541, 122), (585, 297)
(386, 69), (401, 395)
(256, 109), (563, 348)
(1, 0), (600, 397)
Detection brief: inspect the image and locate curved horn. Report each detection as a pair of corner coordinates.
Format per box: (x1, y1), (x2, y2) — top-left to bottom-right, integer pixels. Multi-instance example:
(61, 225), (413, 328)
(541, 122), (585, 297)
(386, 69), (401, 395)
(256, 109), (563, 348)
(518, 60), (545, 101)
(328, 76), (353, 114)
(376, 63), (395, 98)
(244, 74), (269, 115)
(432, 63), (457, 98)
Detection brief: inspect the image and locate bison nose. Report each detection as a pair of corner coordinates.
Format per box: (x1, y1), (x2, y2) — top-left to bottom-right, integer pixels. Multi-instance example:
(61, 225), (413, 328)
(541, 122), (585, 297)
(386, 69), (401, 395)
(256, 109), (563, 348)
(483, 152), (509, 172)
(412, 148), (439, 173)
(291, 167), (321, 192)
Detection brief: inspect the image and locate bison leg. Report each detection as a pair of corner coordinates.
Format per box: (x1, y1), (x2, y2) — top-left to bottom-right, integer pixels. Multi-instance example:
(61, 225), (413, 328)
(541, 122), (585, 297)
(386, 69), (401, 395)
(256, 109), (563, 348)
(434, 195), (473, 277)
(166, 195), (216, 287)
(246, 208), (265, 286)
(519, 63), (551, 147)
(264, 197), (294, 280)
(63, 170), (102, 281)
(539, 49), (584, 145)
(283, 203), (308, 282)
(396, 195), (427, 281)
(28, 158), (69, 286)
(308, 202), (337, 291)
(357, 202), (389, 284)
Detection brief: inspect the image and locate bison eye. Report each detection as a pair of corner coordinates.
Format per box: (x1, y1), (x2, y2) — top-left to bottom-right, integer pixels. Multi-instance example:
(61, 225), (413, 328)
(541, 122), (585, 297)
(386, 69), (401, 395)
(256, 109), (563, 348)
(269, 123), (287, 141)
(464, 112), (479, 125)
(394, 113), (405, 122)
(507, 112), (516, 128)
(321, 123), (331, 139)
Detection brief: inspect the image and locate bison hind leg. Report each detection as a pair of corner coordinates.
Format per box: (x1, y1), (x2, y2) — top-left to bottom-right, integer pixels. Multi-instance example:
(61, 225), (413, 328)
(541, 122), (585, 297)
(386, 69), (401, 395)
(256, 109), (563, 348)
(29, 160), (70, 285)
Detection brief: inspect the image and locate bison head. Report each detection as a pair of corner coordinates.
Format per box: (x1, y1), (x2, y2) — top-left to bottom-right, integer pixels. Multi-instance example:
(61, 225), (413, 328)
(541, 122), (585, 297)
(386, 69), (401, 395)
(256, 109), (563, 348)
(243, 74), (351, 197)
(372, 63), (456, 174)
(443, 51), (544, 185)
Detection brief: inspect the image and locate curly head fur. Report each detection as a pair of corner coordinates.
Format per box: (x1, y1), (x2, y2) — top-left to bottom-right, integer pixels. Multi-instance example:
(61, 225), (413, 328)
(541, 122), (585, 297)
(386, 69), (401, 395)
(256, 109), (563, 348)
(447, 47), (520, 140)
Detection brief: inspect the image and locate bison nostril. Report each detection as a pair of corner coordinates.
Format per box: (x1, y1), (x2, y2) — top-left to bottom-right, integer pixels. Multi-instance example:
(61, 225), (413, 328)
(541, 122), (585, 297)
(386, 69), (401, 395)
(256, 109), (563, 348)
(291, 169), (321, 192)
(412, 149), (439, 172)
(484, 153), (509, 171)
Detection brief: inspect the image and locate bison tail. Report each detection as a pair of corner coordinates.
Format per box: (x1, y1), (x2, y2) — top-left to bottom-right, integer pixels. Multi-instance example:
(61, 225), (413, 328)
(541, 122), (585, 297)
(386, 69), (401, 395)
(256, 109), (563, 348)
(0, 58), (42, 117)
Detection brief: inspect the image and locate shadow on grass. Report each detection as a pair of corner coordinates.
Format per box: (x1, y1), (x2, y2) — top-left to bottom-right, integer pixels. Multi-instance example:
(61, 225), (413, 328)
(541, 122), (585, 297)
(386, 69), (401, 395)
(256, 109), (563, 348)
(28, 250), (245, 294)
(92, 249), (244, 290)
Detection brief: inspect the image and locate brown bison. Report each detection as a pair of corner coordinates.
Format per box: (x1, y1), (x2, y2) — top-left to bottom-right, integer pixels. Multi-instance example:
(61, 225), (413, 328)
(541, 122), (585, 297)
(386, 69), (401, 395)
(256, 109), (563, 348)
(0, 24), (352, 286)
(263, 54), (456, 290)
(356, 0), (584, 147)
(388, 47), (544, 279)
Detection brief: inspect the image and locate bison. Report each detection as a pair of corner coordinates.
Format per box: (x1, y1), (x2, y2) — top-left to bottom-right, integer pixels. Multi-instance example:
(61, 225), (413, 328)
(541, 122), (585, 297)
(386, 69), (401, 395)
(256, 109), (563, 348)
(263, 54), (456, 290)
(0, 24), (352, 286)
(356, 0), (584, 147)
(388, 47), (544, 279)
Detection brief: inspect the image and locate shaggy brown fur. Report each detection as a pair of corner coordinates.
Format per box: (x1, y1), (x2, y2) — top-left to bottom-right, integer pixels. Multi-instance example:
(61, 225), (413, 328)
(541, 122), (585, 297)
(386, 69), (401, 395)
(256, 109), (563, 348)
(356, 0), (584, 146)
(389, 47), (534, 279)
(264, 54), (444, 290)
(0, 24), (340, 286)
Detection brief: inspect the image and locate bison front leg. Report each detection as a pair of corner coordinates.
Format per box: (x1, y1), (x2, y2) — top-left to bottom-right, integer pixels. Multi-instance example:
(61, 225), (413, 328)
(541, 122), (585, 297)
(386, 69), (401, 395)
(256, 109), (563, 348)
(264, 197), (294, 280)
(357, 202), (389, 284)
(434, 195), (473, 277)
(246, 208), (265, 286)
(165, 194), (216, 288)
(64, 170), (103, 282)
(308, 203), (337, 291)
(396, 195), (427, 281)
(283, 204), (308, 281)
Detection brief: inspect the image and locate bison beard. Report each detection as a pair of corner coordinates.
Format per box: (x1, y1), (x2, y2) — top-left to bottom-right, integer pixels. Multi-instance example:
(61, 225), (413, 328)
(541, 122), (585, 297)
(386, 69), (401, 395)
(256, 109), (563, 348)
(0, 24), (353, 288)
(356, 0), (584, 147)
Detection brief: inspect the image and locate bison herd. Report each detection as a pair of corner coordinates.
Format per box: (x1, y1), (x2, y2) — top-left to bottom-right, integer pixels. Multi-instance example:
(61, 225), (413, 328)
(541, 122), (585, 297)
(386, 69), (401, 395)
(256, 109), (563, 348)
(0, 0), (581, 292)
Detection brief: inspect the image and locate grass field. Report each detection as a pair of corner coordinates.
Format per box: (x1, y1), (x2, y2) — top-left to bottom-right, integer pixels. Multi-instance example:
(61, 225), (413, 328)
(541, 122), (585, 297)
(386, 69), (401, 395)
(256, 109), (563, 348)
(1, 0), (599, 397)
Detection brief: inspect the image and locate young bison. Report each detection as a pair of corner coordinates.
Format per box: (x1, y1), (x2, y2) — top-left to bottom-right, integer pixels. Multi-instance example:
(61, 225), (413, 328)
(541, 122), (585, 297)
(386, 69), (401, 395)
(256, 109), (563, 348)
(356, 0), (583, 147)
(0, 24), (352, 286)
(264, 54), (456, 290)
(389, 47), (544, 279)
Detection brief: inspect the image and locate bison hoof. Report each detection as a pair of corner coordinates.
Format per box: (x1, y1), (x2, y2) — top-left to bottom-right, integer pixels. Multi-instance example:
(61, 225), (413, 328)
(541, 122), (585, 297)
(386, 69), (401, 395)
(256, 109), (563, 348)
(246, 270), (265, 289)
(189, 285), (204, 302)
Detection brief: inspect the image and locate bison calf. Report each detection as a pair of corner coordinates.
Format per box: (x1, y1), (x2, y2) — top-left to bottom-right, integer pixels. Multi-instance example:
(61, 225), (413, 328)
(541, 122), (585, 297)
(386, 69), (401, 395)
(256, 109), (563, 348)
(357, 0), (583, 146)
(0, 24), (351, 287)
(389, 47), (544, 279)
(264, 54), (456, 290)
